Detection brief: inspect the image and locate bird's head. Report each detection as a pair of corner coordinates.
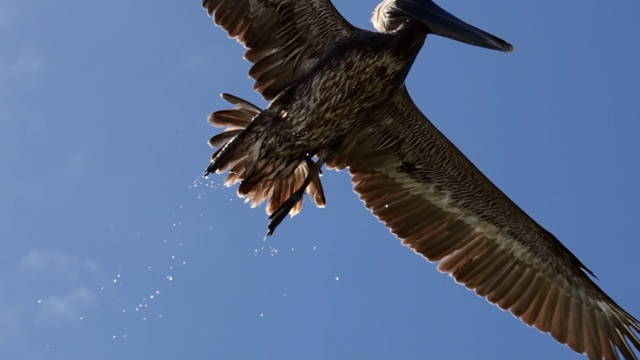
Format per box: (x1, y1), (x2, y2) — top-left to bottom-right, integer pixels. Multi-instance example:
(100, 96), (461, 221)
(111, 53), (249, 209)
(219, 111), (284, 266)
(373, 0), (513, 53)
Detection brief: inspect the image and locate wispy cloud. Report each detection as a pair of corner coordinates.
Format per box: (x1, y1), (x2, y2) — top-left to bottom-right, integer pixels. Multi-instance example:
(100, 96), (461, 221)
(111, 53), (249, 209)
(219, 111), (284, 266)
(0, 5), (13, 27)
(0, 47), (46, 89)
(0, 250), (102, 358)
(0, 0), (47, 91)
(18, 249), (101, 285)
(0, 0), (20, 28)
(35, 288), (97, 325)
(0, 0), (48, 183)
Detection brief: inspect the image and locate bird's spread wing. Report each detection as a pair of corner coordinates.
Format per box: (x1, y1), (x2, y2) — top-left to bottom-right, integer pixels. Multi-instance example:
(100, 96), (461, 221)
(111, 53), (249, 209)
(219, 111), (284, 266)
(203, 0), (357, 100)
(327, 86), (640, 360)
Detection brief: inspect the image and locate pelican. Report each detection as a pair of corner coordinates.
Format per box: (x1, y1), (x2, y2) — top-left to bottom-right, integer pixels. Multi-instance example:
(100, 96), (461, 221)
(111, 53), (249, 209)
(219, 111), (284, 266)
(201, 0), (640, 358)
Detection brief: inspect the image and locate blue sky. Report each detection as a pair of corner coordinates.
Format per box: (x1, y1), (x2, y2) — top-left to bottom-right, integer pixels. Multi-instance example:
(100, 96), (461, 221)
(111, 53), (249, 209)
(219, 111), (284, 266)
(1, 0), (639, 359)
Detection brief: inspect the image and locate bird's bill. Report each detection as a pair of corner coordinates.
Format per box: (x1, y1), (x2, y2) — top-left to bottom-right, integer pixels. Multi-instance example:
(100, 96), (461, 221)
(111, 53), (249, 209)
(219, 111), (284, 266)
(396, 0), (513, 53)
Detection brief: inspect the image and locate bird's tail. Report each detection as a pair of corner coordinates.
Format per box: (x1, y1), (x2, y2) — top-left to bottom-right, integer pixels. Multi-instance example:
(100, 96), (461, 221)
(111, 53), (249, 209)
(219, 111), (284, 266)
(204, 93), (326, 216)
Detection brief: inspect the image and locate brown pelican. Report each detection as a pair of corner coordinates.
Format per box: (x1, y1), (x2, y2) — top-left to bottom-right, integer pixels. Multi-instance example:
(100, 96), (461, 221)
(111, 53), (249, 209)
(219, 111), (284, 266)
(201, 0), (640, 358)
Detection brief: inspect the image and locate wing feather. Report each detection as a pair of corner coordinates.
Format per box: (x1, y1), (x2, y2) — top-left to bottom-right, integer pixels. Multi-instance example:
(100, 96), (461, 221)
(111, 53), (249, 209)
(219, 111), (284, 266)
(326, 86), (639, 359)
(203, 0), (357, 100)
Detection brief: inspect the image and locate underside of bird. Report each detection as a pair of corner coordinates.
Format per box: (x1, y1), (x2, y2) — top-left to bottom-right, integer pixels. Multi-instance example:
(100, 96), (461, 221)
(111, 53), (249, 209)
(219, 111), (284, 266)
(200, 0), (640, 358)
(204, 91), (640, 360)
(204, 93), (326, 235)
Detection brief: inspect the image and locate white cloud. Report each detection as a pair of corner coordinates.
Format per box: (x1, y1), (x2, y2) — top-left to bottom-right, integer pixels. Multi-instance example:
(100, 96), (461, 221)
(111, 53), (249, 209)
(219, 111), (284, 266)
(0, 0), (16, 27)
(0, 249), (103, 358)
(0, 47), (46, 88)
(17, 249), (102, 284)
(35, 288), (97, 325)
(0, 305), (31, 359)
(0, 7), (13, 27)
(0, 0), (47, 90)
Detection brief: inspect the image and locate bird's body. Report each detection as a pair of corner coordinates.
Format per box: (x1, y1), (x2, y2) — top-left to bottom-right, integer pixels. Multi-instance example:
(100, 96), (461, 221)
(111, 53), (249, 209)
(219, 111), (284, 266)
(201, 0), (639, 358)
(235, 29), (424, 189)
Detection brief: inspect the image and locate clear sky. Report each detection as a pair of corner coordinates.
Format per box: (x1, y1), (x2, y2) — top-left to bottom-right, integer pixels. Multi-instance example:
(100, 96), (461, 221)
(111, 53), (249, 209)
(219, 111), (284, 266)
(1, 0), (639, 359)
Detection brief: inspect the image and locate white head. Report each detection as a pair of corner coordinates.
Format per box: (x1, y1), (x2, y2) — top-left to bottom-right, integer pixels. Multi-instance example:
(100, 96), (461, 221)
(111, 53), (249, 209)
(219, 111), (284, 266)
(372, 0), (408, 33)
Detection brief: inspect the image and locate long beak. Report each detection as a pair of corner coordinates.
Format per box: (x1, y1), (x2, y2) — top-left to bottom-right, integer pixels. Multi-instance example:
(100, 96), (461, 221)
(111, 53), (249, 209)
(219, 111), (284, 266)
(394, 0), (513, 53)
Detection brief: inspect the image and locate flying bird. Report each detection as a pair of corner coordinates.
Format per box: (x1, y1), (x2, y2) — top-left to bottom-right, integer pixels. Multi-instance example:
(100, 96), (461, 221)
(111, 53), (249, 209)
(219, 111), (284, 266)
(201, 0), (640, 358)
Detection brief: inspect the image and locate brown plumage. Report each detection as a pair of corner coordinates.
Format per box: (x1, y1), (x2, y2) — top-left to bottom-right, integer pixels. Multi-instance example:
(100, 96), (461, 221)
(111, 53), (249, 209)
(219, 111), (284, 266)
(207, 93), (326, 215)
(201, 0), (639, 358)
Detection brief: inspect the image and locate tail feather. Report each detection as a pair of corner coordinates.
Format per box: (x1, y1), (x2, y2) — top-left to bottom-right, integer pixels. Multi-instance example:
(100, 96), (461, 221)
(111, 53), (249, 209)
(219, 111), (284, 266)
(206, 93), (326, 216)
(208, 129), (243, 147)
(208, 110), (253, 129)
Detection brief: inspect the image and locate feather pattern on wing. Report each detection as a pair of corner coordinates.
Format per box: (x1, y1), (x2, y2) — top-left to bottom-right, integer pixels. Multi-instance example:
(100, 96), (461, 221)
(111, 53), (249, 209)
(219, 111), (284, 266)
(326, 86), (640, 360)
(203, 0), (357, 100)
